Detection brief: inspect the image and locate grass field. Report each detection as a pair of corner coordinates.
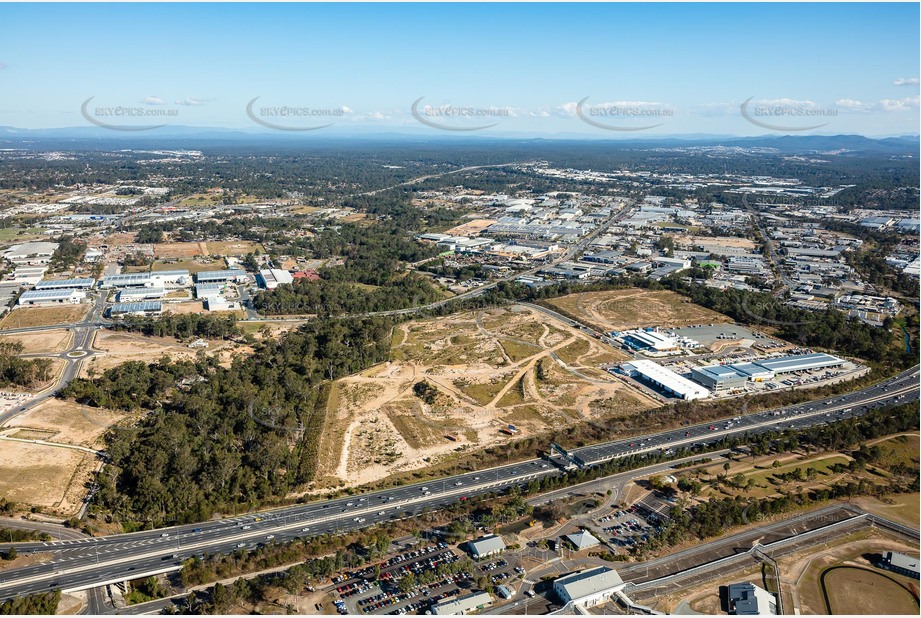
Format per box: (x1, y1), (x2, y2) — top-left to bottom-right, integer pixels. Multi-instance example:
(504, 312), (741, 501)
(851, 492), (921, 528)
(0, 227), (46, 243)
(870, 434), (920, 469)
(822, 566), (919, 614)
(545, 288), (732, 332)
(0, 305), (88, 330)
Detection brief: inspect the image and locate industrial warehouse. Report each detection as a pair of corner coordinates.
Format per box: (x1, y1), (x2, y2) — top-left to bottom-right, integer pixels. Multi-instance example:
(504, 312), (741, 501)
(617, 353), (849, 400)
(690, 353), (846, 391)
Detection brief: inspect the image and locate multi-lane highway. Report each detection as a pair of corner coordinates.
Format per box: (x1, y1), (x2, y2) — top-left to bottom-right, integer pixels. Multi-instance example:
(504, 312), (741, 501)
(0, 364), (916, 599)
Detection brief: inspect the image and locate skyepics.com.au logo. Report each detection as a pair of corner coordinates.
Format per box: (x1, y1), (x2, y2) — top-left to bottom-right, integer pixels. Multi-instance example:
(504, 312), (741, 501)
(246, 97), (347, 131)
(81, 96), (180, 131)
(740, 295), (818, 328)
(410, 97), (509, 131)
(740, 97), (838, 132)
(575, 97), (674, 131)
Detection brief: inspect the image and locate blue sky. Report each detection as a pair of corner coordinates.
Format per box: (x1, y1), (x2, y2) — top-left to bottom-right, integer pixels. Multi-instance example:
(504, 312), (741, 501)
(0, 2), (918, 136)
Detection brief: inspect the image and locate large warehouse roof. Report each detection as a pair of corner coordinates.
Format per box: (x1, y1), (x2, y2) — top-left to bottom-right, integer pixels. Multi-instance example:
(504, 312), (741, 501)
(753, 353), (843, 373)
(19, 288), (83, 301)
(196, 269), (246, 282)
(622, 360), (710, 400)
(555, 567), (625, 603)
(35, 278), (95, 289)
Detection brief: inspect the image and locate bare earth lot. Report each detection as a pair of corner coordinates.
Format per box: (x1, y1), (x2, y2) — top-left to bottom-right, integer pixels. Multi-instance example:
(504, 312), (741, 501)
(313, 305), (655, 489)
(0, 328), (71, 353)
(544, 288), (732, 333)
(7, 398), (127, 449)
(0, 305), (89, 330)
(0, 441), (96, 515)
(80, 330), (236, 377)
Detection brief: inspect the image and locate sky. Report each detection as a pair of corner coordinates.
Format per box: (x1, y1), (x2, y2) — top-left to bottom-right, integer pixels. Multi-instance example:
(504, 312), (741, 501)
(0, 2), (918, 137)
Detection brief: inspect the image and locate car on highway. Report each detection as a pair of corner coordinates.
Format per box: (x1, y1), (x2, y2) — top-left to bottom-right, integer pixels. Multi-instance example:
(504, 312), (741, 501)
(301, 527), (311, 532)
(160, 532), (169, 537)
(266, 535), (275, 540)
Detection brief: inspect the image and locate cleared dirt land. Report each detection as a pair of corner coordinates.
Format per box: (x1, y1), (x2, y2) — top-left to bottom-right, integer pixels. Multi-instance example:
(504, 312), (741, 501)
(313, 305), (656, 489)
(0, 305), (89, 330)
(544, 288), (732, 332)
(0, 328), (71, 354)
(6, 398), (127, 449)
(154, 240), (264, 259)
(80, 331), (237, 377)
(0, 441), (96, 515)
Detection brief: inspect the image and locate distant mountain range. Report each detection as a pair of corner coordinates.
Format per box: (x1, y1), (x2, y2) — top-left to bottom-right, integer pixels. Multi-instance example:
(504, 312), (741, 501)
(0, 125), (917, 155)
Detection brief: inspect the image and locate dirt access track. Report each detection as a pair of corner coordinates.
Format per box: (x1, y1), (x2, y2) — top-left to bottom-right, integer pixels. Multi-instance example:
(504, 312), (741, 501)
(313, 304), (658, 490)
(544, 288), (733, 333)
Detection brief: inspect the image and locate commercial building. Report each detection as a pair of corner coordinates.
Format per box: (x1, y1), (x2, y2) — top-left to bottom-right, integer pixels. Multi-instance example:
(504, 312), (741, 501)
(431, 591), (493, 615)
(205, 298), (238, 311)
(3, 242), (59, 265)
(109, 301), (162, 317)
(467, 535), (506, 559)
(12, 267), (48, 286)
(565, 530), (600, 551)
(553, 566), (625, 608)
(258, 269), (294, 290)
(196, 269), (248, 284)
(727, 582), (777, 615)
(690, 353), (844, 391)
(879, 551), (920, 579)
(117, 287), (165, 302)
(149, 270), (191, 288)
(195, 283), (225, 300)
(17, 288), (86, 306)
(99, 273), (154, 289)
(621, 329), (680, 352)
(619, 360), (710, 400)
(35, 278), (95, 290)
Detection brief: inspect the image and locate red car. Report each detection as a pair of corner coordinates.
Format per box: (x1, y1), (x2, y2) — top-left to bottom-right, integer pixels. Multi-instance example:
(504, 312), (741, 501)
(709, 425), (717, 430)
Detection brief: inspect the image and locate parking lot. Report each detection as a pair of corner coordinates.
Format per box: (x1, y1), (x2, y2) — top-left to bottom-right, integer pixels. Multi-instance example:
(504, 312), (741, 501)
(595, 502), (664, 551)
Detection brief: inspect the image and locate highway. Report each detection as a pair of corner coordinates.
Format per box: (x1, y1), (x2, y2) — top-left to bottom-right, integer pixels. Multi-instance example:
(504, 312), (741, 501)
(0, 364), (915, 599)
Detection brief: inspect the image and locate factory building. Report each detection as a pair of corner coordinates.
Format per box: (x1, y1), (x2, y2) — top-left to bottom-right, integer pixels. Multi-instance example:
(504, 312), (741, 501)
(17, 288), (86, 306)
(117, 287), (165, 302)
(258, 268), (294, 290)
(553, 566), (625, 608)
(35, 278), (95, 290)
(618, 360), (710, 400)
(195, 269), (248, 284)
(690, 353), (844, 391)
(109, 301), (162, 317)
(620, 329), (680, 352)
(3, 242), (59, 265)
(149, 270), (191, 288)
(195, 282), (225, 300)
(99, 273), (154, 289)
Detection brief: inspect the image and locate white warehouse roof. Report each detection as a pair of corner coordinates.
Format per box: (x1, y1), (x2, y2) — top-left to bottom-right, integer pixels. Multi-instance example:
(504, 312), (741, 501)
(554, 566), (625, 604)
(621, 359), (710, 400)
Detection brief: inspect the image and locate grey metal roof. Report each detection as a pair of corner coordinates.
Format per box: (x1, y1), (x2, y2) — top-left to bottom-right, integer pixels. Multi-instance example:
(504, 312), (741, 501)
(110, 301), (162, 313)
(35, 278), (95, 289)
(20, 288), (83, 300)
(469, 534), (506, 555)
(195, 269), (246, 282)
(555, 566), (624, 601)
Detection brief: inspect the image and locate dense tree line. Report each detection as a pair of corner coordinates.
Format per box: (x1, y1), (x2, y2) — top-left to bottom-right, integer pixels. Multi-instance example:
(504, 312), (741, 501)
(65, 317), (395, 527)
(111, 313), (240, 340)
(48, 235), (85, 271)
(0, 591), (59, 615)
(254, 275), (442, 316)
(0, 341), (53, 389)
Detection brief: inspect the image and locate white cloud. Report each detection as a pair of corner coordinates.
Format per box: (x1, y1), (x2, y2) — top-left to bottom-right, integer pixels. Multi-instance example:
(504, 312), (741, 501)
(894, 77), (920, 87)
(880, 95), (920, 111)
(142, 96), (165, 106)
(175, 97), (214, 106)
(835, 98), (873, 112)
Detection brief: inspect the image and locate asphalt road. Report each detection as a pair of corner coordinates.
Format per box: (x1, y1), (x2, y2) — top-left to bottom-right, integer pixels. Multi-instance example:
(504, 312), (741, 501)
(0, 292), (108, 426)
(0, 364), (915, 599)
